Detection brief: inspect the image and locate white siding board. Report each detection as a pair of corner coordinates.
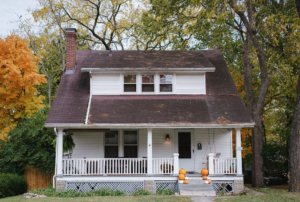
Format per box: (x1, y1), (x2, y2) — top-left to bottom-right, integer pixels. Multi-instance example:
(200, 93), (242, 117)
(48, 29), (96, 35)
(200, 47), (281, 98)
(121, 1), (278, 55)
(194, 129), (232, 172)
(138, 129), (174, 158)
(71, 132), (104, 158)
(175, 74), (205, 94)
(91, 74), (120, 95)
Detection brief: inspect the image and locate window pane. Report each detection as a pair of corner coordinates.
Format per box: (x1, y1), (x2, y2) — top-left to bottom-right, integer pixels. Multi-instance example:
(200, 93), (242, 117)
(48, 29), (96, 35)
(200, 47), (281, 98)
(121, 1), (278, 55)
(160, 84), (172, 92)
(105, 146), (118, 158)
(160, 75), (172, 84)
(142, 84), (154, 92)
(124, 84), (136, 92)
(142, 75), (154, 83)
(105, 131), (118, 144)
(124, 131), (137, 144)
(124, 75), (136, 83)
(124, 146), (138, 158)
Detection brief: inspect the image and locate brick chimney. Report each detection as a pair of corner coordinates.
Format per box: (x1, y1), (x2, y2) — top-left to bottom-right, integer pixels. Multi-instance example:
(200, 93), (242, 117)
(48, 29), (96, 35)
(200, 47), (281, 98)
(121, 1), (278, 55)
(66, 28), (77, 73)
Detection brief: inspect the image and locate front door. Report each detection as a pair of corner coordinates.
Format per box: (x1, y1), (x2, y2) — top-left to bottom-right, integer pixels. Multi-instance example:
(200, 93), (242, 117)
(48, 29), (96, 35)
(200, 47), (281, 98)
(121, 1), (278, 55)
(178, 132), (194, 172)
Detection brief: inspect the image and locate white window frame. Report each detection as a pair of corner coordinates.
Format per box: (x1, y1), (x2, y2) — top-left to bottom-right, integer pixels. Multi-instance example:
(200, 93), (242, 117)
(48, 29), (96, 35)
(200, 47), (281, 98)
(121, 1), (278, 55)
(104, 130), (119, 158)
(123, 74), (137, 93)
(141, 74), (155, 94)
(159, 74), (174, 94)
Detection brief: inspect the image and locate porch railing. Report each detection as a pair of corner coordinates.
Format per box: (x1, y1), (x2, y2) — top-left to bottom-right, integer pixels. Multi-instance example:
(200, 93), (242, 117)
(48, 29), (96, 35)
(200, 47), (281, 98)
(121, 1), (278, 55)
(213, 158), (237, 174)
(62, 158), (148, 175)
(152, 158), (174, 174)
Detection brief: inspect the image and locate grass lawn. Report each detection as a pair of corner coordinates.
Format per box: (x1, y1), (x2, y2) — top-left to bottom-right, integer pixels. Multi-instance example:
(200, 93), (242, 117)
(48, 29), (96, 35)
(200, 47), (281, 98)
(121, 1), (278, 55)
(215, 188), (300, 202)
(0, 195), (192, 202)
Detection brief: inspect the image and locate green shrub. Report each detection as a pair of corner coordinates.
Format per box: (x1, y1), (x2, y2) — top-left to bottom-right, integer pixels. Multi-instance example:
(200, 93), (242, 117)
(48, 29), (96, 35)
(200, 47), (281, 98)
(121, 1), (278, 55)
(0, 173), (27, 198)
(156, 189), (175, 195)
(131, 188), (152, 196)
(30, 187), (125, 197)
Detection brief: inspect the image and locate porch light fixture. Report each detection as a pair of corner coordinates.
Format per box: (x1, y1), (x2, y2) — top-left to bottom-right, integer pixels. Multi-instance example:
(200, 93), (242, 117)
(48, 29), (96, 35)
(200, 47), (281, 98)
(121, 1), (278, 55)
(166, 134), (170, 141)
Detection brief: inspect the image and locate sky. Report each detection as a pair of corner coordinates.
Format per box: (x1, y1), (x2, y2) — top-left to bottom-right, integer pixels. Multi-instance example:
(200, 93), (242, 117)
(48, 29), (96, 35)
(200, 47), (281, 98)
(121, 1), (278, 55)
(0, 0), (39, 37)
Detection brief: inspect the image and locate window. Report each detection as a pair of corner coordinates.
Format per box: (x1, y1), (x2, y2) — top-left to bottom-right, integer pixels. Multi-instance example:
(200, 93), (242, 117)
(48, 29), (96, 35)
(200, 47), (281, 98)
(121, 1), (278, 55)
(142, 75), (154, 92)
(160, 75), (172, 92)
(124, 131), (138, 158)
(105, 131), (118, 158)
(124, 75), (136, 92)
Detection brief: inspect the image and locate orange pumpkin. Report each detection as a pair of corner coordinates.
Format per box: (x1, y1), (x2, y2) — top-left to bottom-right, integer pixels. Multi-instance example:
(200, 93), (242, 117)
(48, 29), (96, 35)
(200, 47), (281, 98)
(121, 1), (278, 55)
(179, 168), (186, 175)
(203, 176), (207, 180)
(183, 180), (189, 184)
(201, 169), (209, 176)
(208, 180), (211, 184)
(178, 174), (185, 180)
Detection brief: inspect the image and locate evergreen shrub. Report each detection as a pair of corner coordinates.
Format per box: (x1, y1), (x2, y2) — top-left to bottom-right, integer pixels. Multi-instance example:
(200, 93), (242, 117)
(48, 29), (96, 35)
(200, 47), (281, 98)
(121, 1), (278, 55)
(0, 173), (27, 198)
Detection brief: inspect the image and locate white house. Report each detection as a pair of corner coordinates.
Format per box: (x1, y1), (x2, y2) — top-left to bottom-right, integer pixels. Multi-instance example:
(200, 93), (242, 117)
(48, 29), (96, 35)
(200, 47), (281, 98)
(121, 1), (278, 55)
(45, 28), (254, 195)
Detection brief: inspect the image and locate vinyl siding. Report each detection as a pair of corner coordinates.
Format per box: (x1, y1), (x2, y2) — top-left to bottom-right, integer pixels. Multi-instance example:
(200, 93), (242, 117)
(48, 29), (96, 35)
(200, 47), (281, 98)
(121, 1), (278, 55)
(71, 132), (104, 158)
(194, 129), (232, 172)
(91, 74), (120, 95)
(175, 74), (205, 94)
(138, 129), (174, 158)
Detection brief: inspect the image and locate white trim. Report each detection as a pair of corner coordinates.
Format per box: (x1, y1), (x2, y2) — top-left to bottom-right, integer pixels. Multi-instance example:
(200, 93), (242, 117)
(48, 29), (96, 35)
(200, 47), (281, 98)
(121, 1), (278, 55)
(204, 73), (206, 95)
(81, 68), (216, 73)
(46, 123), (255, 129)
(85, 94), (92, 125)
(56, 176), (177, 181)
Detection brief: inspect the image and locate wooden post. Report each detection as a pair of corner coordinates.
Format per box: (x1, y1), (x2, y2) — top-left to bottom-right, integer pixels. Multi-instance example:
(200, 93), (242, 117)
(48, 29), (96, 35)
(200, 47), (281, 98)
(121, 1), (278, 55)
(236, 128), (243, 176)
(173, 153), (179, 176)
(208, 153), (215, 176)
(147, 128), (153, 176)
(57, 129), (63, 176)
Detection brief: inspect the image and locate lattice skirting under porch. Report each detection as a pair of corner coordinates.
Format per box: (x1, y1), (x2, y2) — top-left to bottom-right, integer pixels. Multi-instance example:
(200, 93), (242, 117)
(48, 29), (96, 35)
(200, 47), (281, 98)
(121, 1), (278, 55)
(154, 181), (178, 194)
(66, 181), (144, 195)
(212, 180), (234, 194)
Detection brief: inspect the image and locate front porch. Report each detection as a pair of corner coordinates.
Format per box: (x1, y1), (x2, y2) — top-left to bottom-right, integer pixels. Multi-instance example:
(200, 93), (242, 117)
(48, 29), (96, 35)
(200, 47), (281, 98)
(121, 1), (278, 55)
(54, 128), (244, 194)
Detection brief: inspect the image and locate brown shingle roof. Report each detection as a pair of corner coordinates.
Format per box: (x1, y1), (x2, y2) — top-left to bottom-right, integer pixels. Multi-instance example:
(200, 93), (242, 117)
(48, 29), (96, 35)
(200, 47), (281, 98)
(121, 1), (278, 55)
(81, 50), (215, 69)
(46, 50), (253, 125)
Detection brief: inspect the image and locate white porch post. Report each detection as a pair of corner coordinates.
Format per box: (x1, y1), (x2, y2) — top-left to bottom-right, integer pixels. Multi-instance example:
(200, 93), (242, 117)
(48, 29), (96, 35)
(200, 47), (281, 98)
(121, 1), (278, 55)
(236, 128), (243, 176)
(208, 153), (215, 176)
(56, 129), (63, 176)
(147, 128), (153, 176)
(173, 153), (179, 176)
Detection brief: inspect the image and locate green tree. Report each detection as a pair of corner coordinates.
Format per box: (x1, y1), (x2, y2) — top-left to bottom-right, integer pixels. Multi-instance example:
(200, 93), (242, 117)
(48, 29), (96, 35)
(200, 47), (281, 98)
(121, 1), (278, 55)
(0, 107), (56, 175)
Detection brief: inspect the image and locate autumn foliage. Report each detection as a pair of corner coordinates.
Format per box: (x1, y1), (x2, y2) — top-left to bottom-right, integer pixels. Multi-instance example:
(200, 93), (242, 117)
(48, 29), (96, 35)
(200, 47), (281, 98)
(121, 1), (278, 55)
(0, 34), (46, 138)
(232, 128), (252, 159)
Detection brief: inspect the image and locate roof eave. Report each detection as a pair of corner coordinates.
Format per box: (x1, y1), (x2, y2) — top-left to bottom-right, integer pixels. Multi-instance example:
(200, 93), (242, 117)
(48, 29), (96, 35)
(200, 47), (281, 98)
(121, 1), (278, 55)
(45, 122), (255, 129)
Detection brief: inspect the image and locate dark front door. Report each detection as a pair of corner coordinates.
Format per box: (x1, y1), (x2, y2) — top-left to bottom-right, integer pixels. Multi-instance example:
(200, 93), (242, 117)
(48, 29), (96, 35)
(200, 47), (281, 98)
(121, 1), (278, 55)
(178, 132), (194, 171)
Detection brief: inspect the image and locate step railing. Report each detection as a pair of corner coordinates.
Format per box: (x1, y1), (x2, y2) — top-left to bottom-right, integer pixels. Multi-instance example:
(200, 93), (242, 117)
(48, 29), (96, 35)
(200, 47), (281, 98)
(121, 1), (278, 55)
(213, 158), (237, 174)
(62, 158), (147, 175)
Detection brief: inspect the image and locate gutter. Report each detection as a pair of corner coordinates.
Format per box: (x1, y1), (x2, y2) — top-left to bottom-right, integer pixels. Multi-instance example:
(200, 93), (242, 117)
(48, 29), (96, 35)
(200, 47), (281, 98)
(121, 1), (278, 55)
(45, 122), (255, 129)
(81, 67), (216, 73)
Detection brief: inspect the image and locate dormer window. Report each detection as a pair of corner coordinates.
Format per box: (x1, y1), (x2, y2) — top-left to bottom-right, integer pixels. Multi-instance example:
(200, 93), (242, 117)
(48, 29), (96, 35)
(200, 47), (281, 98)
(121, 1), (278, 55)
(124, 75), (136, 92)
(160, 75), (172, 92)
(142, 75), (154, 92)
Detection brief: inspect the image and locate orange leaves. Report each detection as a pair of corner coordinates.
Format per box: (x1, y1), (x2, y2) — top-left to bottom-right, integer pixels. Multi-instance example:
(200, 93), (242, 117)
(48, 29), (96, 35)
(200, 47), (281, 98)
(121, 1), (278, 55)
(0, 34), (46, 139)
(232, 128), (252, 158)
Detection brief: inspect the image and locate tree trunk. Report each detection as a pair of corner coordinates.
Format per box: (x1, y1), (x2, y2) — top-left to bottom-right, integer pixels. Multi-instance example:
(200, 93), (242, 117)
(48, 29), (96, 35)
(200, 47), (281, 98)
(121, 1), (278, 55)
(289, 70), (300, 192)
(252, 112), (264, 187)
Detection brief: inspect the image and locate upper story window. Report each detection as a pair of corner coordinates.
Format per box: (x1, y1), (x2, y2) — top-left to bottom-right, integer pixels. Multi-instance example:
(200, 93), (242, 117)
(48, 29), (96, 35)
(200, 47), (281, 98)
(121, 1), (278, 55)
(160, 75), (172, 92)
(124, 75), (136, 92)
(142, 75), (154, 92)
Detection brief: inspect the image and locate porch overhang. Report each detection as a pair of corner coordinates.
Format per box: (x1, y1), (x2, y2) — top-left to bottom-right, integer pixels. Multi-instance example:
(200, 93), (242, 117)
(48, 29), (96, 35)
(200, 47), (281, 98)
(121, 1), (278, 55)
(45, 122), (255, 129)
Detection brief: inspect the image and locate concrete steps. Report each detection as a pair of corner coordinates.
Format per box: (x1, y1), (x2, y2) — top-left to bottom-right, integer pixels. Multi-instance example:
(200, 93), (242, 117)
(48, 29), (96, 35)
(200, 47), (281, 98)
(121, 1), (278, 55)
(179, 178), (216, 196)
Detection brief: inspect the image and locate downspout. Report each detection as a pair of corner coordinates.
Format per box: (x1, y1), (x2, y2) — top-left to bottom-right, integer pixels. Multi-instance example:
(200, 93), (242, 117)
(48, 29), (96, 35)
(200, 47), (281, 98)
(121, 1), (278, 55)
(53, 127), (58, 188)
(85, 71), (92, 125)
(85, 95), (92, 124)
